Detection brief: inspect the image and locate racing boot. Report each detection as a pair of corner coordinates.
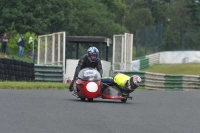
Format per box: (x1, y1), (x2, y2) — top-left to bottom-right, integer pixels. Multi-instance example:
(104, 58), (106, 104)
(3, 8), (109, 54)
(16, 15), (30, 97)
(69, 80), (74, 92)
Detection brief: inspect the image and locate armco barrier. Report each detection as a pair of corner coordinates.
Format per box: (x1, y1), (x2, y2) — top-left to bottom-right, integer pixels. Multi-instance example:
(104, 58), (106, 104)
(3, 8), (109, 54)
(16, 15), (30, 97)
(135, 56), (149, 70)
(139, 58), (149, 70)
(114, 71), (200, 91)
(34, 64), (63, 82)
(133, 53), (160, 71)
(145, 52), (160, 65)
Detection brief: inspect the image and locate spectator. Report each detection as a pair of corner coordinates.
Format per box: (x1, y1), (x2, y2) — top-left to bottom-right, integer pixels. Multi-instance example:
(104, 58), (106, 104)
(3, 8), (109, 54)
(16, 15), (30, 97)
(1, 33), (8, 54)
(18, 35), (25, 57)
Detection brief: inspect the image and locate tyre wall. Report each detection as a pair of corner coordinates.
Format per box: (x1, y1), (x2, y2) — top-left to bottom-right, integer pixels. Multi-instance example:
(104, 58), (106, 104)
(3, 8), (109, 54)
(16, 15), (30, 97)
(0, 58), (35, 81)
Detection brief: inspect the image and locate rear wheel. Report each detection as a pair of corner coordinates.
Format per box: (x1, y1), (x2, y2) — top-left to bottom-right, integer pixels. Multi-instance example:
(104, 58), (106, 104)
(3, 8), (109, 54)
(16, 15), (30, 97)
(88, 98), (93, 102)
(121, 98), (127, 103)
(80, 98), (86, 101)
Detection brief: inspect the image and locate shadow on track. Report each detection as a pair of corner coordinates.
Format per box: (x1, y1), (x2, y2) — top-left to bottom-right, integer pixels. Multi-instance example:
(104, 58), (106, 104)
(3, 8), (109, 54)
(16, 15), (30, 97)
(66, 98), (135, 104)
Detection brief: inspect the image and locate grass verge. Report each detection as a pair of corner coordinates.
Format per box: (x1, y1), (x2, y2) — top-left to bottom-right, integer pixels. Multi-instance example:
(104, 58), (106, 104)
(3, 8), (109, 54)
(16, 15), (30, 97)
(0, 52), (34, 63)
(0, 81), (69, 90)
(144, 63), (200, 75)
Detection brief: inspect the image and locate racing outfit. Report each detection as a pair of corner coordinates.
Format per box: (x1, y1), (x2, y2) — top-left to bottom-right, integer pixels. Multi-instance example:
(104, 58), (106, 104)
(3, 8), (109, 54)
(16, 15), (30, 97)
(101, 73), (138, 95)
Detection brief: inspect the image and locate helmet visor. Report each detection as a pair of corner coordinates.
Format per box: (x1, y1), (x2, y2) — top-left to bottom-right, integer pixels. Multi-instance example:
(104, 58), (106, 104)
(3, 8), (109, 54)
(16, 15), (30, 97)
(125, 80), (131, 89)
(90, 55), (97, 60)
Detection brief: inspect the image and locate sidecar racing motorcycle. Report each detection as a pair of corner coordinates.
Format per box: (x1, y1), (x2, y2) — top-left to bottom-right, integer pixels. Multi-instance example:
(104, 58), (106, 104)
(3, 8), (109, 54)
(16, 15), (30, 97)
(71, 67), (133, 103)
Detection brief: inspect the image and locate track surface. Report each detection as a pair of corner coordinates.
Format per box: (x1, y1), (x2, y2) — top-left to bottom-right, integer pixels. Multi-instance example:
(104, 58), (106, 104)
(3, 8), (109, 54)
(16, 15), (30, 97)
(0, 90), (199, 133)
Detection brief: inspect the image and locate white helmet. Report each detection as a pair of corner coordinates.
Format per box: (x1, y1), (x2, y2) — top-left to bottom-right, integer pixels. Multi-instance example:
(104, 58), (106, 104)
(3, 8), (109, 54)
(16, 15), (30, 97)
(129, 75), (142, 90)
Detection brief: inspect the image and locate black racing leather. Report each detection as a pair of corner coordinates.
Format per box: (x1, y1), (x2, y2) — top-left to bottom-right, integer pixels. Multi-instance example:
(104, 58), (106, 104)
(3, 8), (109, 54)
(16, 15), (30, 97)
(75, 54), (103, 77)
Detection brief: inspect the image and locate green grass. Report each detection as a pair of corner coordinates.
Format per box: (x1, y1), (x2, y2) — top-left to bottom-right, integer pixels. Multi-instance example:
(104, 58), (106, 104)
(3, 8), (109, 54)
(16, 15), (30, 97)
(10, 54), (34, 63)
(144, 63), (200, 76)
(0, 52), (34, 63)
(0, 81), (69, 90)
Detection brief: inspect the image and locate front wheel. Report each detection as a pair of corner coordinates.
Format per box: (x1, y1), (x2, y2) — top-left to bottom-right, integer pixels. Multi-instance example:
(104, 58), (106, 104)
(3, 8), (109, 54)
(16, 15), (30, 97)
(121, 98), (127, 103)
(88, 98), (93, 102)
(80, 98), (86, 101)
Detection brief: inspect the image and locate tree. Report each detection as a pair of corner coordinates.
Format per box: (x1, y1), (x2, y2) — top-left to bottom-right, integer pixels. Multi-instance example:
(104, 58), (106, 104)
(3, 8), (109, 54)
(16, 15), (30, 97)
(125, 8), (154, 34)
(186, 0), (200, 26)
(63, 0), (127, 37)
(0, 0), (127, 38)
(162, 25), (180, 51)
(161, 0), (192, 51)
(143, 0), (170, 25)
(99, 0), (127, 26)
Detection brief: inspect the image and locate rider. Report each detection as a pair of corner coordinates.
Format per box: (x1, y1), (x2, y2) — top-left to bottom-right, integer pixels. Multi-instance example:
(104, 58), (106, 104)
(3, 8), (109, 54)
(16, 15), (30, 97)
(69, 46), (103, 92)
(101, 73), (142, 96)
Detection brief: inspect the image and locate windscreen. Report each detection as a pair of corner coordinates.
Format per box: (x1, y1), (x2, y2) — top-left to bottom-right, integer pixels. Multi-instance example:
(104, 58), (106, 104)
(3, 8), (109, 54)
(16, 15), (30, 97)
(78, 67), (101, 81)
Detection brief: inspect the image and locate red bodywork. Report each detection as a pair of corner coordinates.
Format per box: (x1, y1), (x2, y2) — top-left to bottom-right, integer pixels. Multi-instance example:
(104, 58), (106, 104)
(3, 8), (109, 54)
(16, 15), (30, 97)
(101, 93), (123, 100)
(72, 67), (131, 103)
(74, 79), (101, 98)
(74, 79), (124, 100)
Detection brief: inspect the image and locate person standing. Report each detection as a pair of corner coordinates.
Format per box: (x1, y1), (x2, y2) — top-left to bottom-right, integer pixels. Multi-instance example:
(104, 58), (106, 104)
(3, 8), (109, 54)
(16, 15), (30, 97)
(18, 35), (25, 57)
(1, 33), (8, 54)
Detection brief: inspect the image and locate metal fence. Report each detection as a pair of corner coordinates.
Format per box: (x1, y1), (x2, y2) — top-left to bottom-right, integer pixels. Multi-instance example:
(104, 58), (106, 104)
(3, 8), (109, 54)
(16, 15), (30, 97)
(135, 25), (163, 57)
(37, 32), (66, 67)
(135, 24), (200, 57)
(112, 33), (133, 71)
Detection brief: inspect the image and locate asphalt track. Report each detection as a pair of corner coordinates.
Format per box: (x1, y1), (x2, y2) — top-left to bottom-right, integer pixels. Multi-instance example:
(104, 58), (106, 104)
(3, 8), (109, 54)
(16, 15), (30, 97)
(0, 89), (199, 133)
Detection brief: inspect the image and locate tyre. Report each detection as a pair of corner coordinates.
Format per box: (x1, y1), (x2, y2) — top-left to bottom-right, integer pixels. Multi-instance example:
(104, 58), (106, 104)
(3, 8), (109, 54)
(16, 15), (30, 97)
(13, 60), (17, 65)
(2, 58), (7, 64)
(0, 63), (4, 69)
(4, 75), (8, 80)
(80, 98), (86, 101)
(8, 70), (12, 76)
(121, 98), (127, 103)
(30, 63), (34, 68)
(3, 64), (8, 70)
(10, 59), (13, 65)
(0, 69), (4, 74)
(88, 98), (93, 102)
(4, 70), (8, 75)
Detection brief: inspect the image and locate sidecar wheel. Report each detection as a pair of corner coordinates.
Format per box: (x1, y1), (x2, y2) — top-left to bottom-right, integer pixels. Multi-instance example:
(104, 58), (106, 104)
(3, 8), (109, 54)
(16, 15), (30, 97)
(88, 98), (93, 102)
(80, 98), (86, 101)
(121, 98), (127, 103)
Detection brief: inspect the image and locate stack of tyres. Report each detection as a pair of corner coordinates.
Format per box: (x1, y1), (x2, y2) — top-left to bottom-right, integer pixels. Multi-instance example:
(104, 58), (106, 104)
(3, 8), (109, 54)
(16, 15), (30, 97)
(0, 58), (6, 80)
(0, 58), (35, 81)
(0, 58), (15, 81)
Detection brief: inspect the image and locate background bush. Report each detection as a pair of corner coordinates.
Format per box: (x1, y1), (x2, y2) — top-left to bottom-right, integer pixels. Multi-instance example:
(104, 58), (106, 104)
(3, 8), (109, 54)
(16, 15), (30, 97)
(7, 32), (38, 55)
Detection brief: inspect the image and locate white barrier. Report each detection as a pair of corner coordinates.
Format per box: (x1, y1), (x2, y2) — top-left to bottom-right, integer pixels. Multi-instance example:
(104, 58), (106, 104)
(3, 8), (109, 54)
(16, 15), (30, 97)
(65, 59), (111, 80)
(131, 51), (200, 71)
(160, 51), (200, 64)
(146, 52), (160, 65)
